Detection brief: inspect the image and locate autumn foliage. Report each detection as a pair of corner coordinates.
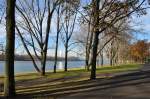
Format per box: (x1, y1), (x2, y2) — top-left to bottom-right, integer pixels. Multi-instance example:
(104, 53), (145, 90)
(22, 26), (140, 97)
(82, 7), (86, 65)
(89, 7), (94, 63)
(130, 40), (150, 63)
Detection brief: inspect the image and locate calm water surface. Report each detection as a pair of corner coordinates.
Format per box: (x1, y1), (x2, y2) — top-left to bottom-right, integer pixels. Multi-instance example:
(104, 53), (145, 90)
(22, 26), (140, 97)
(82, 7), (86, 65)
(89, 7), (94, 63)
(0, 60), (109, 75)
(0, 61), (86, 75)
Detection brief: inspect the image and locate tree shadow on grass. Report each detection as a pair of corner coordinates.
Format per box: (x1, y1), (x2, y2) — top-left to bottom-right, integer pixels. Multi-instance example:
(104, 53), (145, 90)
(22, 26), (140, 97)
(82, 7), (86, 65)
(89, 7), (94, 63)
(1, 70), (150, 99)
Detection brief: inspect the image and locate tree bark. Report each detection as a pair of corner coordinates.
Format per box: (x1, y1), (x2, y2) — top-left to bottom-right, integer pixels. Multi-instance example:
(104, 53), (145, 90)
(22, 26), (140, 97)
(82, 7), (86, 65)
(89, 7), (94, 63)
(100, 51), (104, 66)
(64, 42), (68, 72)
(90, 32), (99, 79)
(4, 0), (16, 97)
(110, 41), (113, 66)
(54, 6), (60, 73)
(85, 17), (92, 70)
(41, 51), (46, 76)
(90, 0), (100, 80)
(54, 34), (59, 73)
(41, 1), (54, 76)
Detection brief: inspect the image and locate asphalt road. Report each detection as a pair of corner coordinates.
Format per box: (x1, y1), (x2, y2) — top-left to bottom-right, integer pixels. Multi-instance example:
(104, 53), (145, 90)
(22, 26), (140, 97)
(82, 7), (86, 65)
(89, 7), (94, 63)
(57, 64), (150, 99)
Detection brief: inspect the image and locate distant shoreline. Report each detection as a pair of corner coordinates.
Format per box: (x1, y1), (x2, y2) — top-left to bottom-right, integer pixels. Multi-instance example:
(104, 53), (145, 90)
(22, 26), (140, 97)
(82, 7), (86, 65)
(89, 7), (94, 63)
(0, 59), (84, 61)
(0, 55), (83, 61)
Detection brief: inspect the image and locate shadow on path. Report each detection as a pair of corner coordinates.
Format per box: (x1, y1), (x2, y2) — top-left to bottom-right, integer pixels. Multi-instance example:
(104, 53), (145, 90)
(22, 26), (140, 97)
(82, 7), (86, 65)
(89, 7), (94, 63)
(1, 64), (150, 99)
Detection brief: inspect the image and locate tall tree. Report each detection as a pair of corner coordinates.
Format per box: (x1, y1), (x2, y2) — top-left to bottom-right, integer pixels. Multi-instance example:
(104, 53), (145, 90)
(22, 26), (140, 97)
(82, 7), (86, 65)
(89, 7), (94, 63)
(4, 0), (16, 97)
(89, 0), (148, 79)
(54, 5), (61, 73)
(62, 10), (77, 72)
(90, 0), (100, 79)
(61, 0), (79, 72)
(16, 0), (61, 75)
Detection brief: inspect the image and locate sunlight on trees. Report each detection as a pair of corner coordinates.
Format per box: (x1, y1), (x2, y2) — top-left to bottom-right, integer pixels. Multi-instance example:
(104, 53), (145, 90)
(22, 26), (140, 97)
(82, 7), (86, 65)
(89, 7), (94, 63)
(0, 0), (150, 98)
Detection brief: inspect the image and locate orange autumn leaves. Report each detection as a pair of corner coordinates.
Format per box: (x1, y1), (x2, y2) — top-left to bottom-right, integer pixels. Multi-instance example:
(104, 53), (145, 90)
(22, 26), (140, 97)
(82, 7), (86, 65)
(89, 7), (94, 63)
(130, 40), (150, 62)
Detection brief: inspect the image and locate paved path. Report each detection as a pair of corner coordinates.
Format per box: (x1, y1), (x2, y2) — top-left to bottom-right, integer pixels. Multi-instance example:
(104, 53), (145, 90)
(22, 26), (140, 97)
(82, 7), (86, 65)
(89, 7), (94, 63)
(141, 63), (150, 71)
(57, 64), (150, 99)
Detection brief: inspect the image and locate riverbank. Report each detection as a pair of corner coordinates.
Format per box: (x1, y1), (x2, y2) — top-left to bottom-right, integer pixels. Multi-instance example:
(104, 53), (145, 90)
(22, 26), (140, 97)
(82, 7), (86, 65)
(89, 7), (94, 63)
(0, 64), (141, 80)
(0, 64), (141, 83)
(0, 64), (142, 98)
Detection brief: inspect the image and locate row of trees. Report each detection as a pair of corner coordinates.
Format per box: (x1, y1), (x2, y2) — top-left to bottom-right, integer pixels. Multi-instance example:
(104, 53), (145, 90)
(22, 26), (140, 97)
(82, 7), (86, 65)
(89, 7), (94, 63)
(74, 0), (150, 79)
(15, 0), (80, 75)
(3, 0), (150, 97)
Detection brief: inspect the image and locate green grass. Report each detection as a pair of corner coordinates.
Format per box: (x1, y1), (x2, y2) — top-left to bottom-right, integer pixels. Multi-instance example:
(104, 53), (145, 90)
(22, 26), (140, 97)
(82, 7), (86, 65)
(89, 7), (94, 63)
(0, 64), (142, 97)
(0, 64), (141, 83)
(96, 64), (141, 73)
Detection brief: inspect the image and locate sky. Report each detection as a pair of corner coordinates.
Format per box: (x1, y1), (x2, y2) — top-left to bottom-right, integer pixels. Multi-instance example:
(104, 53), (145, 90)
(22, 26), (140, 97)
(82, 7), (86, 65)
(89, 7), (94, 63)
(0, 0), (150, 56)
(131, 9), (150, 41)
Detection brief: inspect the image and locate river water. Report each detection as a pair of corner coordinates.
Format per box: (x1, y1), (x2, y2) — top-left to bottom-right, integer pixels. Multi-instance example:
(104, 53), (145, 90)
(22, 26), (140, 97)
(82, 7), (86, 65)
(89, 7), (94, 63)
(0, 61), (86, 75)
(0, 60), (109, 75)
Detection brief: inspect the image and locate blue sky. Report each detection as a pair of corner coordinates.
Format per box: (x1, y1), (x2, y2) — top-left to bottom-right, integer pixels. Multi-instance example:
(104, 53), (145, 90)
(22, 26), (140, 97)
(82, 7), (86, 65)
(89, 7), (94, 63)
(131, 8), (150, 41)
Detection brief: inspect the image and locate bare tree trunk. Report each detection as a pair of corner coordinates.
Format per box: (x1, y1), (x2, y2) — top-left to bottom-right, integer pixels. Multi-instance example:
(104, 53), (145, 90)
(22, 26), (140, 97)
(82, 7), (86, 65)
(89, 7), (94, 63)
(54, 33), (59, 73)
(90, 0), (100, 80)
(87, 25), (94, 70)
(4, 0), (16, 97)
(110, 41), (113, 66)
(41, 1), (54, 76)
(85, 40), (89, 70)
(85, 17), (92, 70)
(110, 57), (113, 66)
(100, 51), (104, 66)
(64, 42), (68, 72)
(41, 51), (46, 76)
(90, 32), (99, 79)
(54, 6), (60, 73)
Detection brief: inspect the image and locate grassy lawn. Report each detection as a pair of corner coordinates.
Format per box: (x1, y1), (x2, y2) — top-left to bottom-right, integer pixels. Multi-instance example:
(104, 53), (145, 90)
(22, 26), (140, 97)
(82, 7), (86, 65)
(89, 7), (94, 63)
(0, 64), (142, 83)
(0, 64), (142, 97)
